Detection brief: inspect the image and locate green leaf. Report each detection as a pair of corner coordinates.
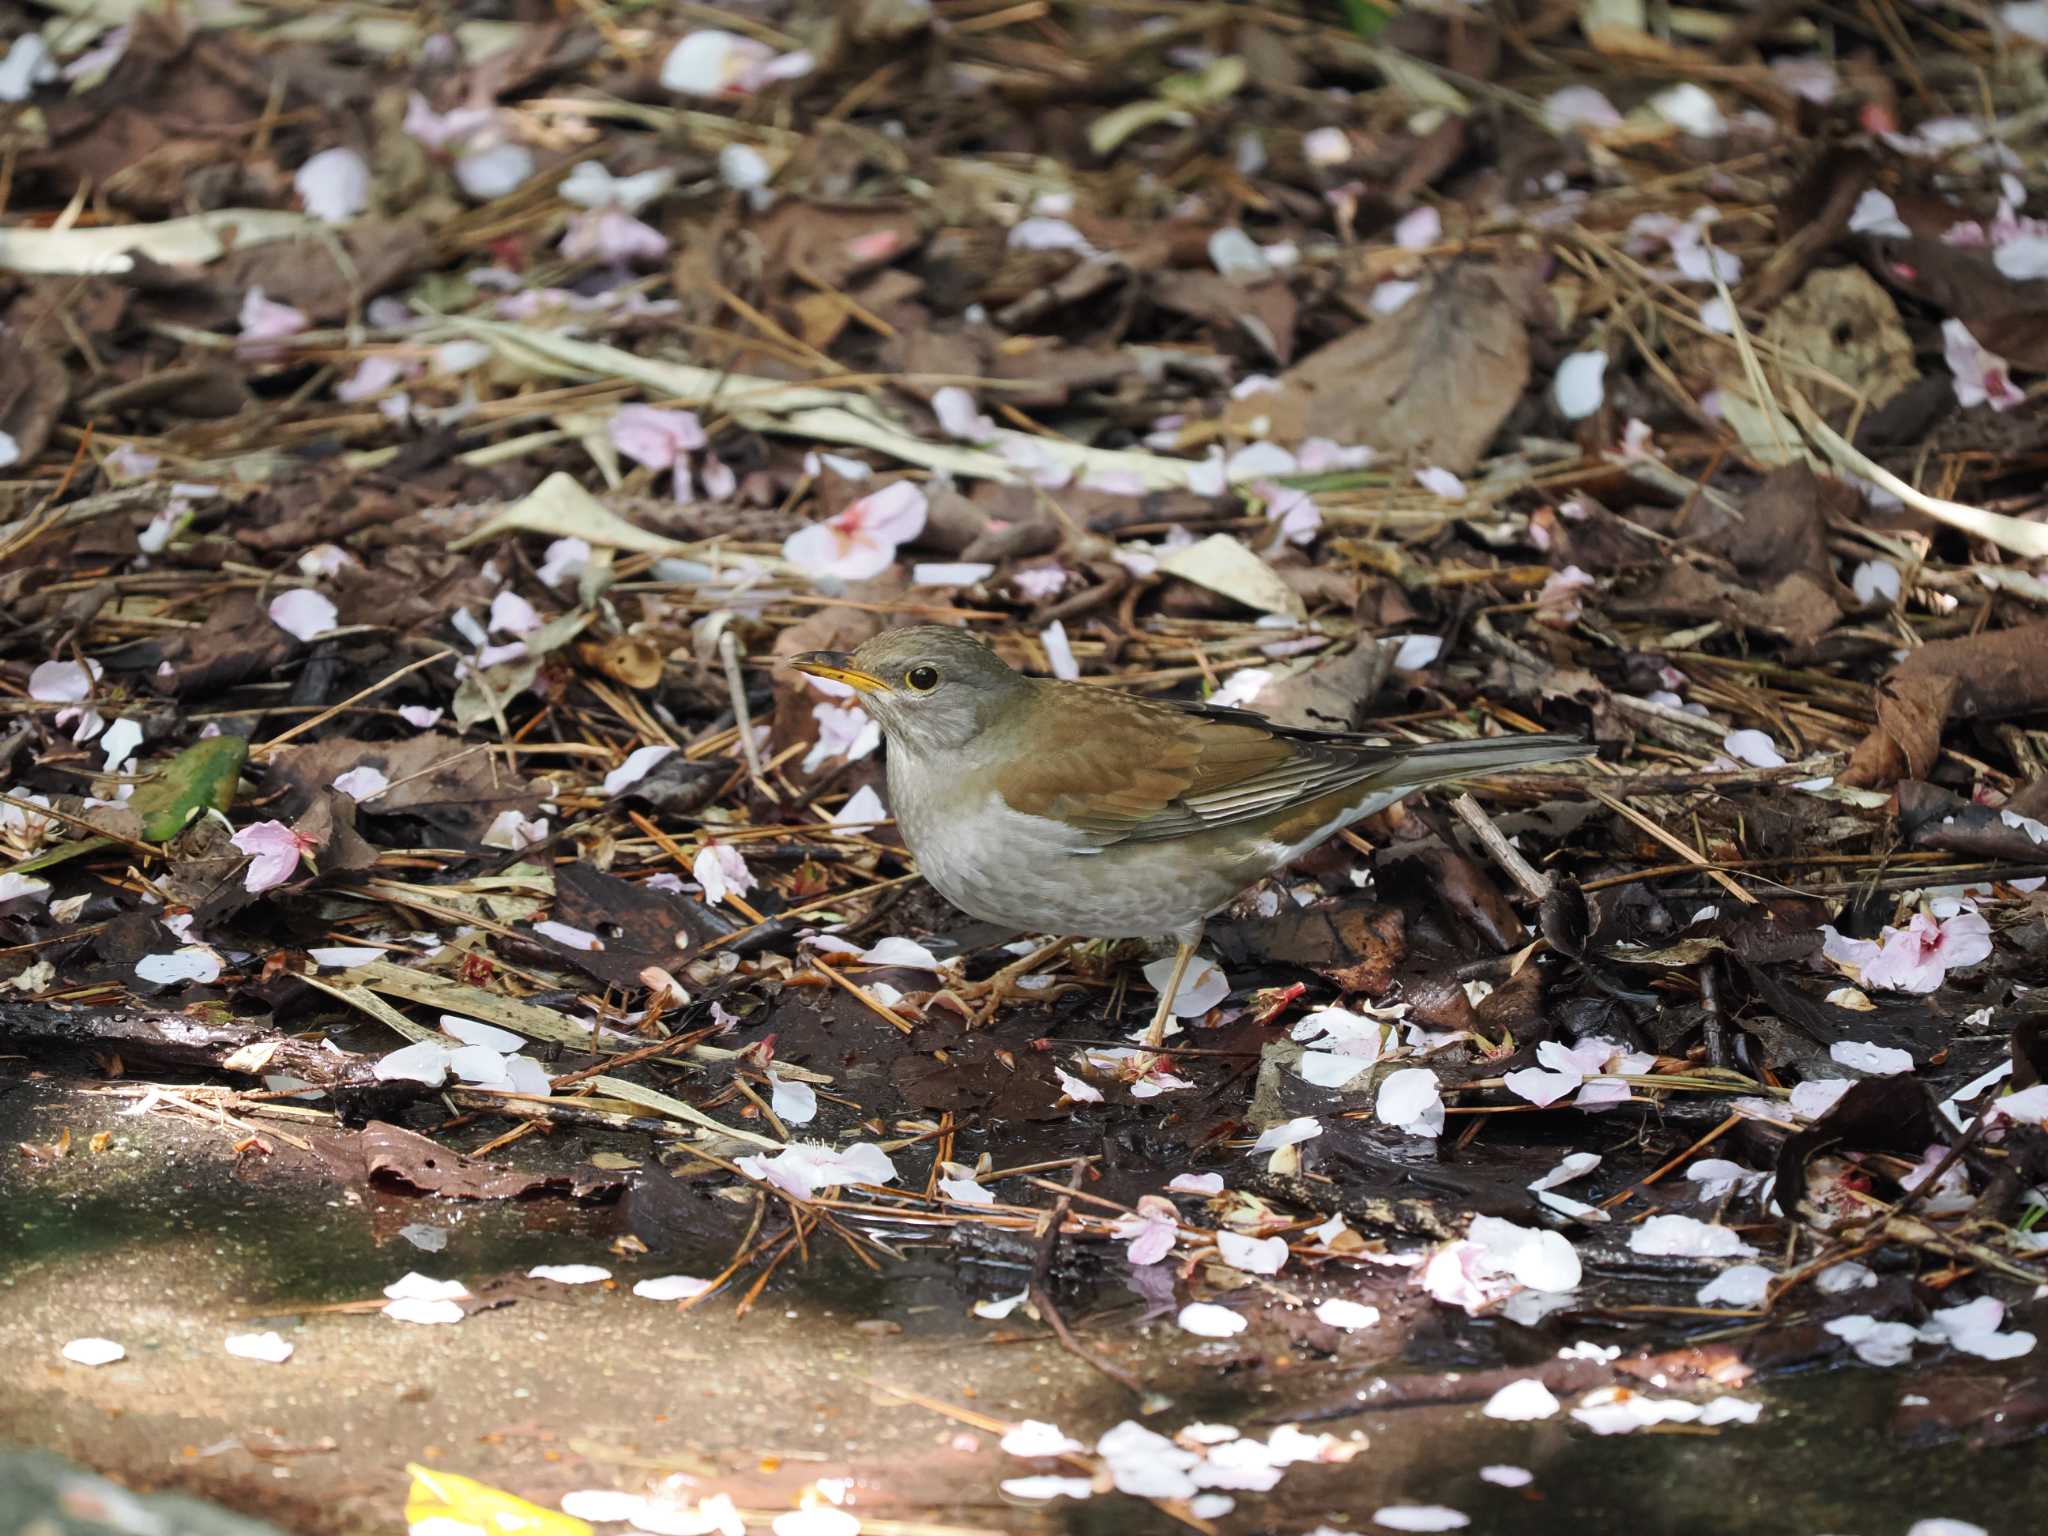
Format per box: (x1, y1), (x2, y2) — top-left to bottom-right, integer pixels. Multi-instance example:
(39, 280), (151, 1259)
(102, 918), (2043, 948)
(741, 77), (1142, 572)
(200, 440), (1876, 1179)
(131, 736), (249, 841)
(3, 836), (114, 878)
(1338, 0), (1392, 39)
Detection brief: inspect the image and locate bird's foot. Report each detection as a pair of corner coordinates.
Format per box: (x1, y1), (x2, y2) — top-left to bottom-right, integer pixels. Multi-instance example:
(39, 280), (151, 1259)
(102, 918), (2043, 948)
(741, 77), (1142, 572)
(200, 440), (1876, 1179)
(927, 938), (1076, 1028)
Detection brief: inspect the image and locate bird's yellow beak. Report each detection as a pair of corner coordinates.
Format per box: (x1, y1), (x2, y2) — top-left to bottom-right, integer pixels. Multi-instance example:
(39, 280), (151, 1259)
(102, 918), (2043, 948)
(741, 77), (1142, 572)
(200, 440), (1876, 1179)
(790, 650), (892, 694)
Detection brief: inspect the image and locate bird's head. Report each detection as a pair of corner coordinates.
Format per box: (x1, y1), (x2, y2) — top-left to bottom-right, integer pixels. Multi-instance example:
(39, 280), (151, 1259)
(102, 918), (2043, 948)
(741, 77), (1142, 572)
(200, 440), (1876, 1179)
(790, 624), (1030, 755)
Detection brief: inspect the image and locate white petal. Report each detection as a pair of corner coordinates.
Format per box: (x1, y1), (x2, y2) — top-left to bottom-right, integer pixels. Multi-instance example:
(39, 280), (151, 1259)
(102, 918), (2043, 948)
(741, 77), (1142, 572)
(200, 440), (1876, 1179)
(224, 1331), (294, 1363)
(269, 589), (339, 642)
(294, 147), (369, 223)
(1176, 1302), (1247, 1338)
(632, 1274), (715, 1301)
(528, 1264), (610, 1284)
(1553, 351), (1607, 419)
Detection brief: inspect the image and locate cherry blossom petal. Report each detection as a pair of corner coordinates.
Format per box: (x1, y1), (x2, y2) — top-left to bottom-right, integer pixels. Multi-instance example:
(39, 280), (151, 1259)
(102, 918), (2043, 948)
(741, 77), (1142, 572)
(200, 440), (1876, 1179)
(1216, 1230), (1288, 1275)
(528, 1264), (610, 1285)
(224, 1331), (294, 1363)
(1852, 560), (1902, 605)
(332, 766), (388, 802)
(1040, 618), (1081, 681)
(603, 744), (675, 795)
(1143, 953), (1228, 1018)
(1553, 351), (1607, 419)
(231, 820), (308, 892)
(61, 1337), (125, 1366)
(1302, 125), (1351, 165)
(1390, 634), (1441, 671)
(1723, 729), (1787, 768)
(1698, 1263), (1775, 1306)
(1249, 1116), (1321, 1153)
(1176, 1302), (1247, 1338)
(29, 659), (101, 702)
(1944, 319), (2024, 411)
(633, 1274), (716, 1301)
(294, 147), (369, 223)
(560, 162), (675, 214)
(1055, 1066), (1103, 1104)
(1314, 1298), (1379, 1330)
(1830, 1039), (1914, 1076)
(484, 590), (538, 638)
(1483, 1379), (1561, 1420)
(239, 288), (308, 343)
(1414, 466), (1466, 501)
(1375, 1067), (1444, 1138)
(932, 386), (996, 442)
(561, 208), (668, 265)
(454, 142), (533, 200)
(538, 538), (591, 589)
(1628, 1214), (1758, 1259)
(610, 404), (705, 469)
(1544, 85), (1621, 133)
(135, 947), (224, 986)
(269, 589), (339, 641)
(693, 844), (755, 906)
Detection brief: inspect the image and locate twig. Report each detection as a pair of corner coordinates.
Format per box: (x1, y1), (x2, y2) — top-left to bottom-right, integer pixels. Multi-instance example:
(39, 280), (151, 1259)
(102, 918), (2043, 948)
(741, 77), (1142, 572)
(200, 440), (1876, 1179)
(720, 628), (777, 800)
(1450, 791), (1550, 901)
(1785, 388), (2048, 559)
(250, 649), (459, 760)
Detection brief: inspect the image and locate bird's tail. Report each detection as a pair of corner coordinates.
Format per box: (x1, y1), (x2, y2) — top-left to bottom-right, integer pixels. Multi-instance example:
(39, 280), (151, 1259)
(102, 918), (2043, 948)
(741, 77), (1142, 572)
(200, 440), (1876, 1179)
(1376, 733), (1594, 793)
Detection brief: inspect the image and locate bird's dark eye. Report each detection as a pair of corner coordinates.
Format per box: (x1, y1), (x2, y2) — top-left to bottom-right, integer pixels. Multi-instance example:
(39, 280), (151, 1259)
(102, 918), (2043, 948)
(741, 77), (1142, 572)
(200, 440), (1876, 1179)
(905, 665), (939, 692)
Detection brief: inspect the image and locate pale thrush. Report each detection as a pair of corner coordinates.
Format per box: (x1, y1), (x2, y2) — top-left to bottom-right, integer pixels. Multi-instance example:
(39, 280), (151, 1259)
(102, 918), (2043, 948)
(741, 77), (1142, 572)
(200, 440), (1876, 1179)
(793, 626), (1591, 1046)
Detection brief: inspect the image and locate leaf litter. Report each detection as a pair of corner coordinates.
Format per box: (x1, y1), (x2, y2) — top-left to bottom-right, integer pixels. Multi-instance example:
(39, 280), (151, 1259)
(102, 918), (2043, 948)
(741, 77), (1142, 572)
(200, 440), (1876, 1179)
(5, 1), (2048, 1533)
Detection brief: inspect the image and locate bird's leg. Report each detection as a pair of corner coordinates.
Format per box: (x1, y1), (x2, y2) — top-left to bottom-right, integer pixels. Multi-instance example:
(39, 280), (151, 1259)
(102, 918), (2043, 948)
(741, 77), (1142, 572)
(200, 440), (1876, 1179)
(1143, 932), (1201, 1049)
(933, 937), (1076, 1027)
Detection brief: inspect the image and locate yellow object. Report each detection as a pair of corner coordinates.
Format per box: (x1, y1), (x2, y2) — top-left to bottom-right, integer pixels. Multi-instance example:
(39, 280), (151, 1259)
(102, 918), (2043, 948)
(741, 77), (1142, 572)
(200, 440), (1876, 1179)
(404, 1464), (592, 1536)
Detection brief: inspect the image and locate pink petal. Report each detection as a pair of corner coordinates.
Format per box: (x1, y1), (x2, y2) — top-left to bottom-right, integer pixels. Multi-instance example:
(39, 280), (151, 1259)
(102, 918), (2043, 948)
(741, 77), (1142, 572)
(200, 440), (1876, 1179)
(294, 147), (369, 224)
(845, 479), (929, 545)
(29, 658), (101, 702)
(932, 386), (996, 442)
(268, 589), (339, 641)
(231, 821), (307, 892)
(238, 288), (308, 343)
(610, 404), (706, 469)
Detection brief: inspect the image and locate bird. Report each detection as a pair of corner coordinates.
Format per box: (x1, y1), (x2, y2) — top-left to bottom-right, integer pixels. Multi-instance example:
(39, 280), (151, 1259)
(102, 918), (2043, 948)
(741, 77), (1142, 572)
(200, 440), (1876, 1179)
(791, 625), (1591, 1048)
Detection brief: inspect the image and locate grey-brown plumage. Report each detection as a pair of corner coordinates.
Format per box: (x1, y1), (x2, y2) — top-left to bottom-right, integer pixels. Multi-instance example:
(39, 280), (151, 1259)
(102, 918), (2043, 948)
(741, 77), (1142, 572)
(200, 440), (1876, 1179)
(793, 625), (1590, 1043)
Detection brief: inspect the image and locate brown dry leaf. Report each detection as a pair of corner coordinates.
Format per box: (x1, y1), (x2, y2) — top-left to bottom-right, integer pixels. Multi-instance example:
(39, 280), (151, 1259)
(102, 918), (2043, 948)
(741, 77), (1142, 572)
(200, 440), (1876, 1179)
(338, 1122), (626, 1202)
(1895, 780), (2048, 863)
(578, 634), (665, 691)
(546, 862), (736, 986)
(1151, 271), (1299, 364)
(1699, 462), (1854, 599)
(146, 592), (299, 697)
(1750, 149), (1875, 309)
(1759, 267), (1919, 417)
(0, 346), (69, 468)
(1623, 561), (1842, 649)
(1844, 621), (2048, 785)
(290, 787), (380, 875)
(1223, 262), (1530, 471)
(1869, 235), (2048, 371)
(1211, 901), (1406, 994)
(34, 17), (267, 215)
(267, 736), (545, 842)
(751, 201), (924, 292)
(213, 219), (436, 326)
(1243, 642), (1394, 732)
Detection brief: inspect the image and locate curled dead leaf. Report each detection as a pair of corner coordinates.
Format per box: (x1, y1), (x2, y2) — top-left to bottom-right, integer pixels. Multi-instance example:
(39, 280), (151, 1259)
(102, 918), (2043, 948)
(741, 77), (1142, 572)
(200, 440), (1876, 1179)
(578, 634), (665, 691)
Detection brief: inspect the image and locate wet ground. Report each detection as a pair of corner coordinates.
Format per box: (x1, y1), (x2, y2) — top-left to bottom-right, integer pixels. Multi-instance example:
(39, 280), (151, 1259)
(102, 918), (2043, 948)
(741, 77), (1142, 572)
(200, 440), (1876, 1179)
(1, 1070), (2034, 1536)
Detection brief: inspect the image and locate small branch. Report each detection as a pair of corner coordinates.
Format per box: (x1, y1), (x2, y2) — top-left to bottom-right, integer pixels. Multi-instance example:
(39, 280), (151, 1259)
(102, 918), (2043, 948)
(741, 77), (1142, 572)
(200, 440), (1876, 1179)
(1450, 791), (1550, 902)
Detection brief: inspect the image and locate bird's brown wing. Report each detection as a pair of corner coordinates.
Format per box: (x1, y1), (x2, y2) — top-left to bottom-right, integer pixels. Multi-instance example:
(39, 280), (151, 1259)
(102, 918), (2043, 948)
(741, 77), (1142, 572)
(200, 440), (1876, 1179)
(989, 682), (1404, 847)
